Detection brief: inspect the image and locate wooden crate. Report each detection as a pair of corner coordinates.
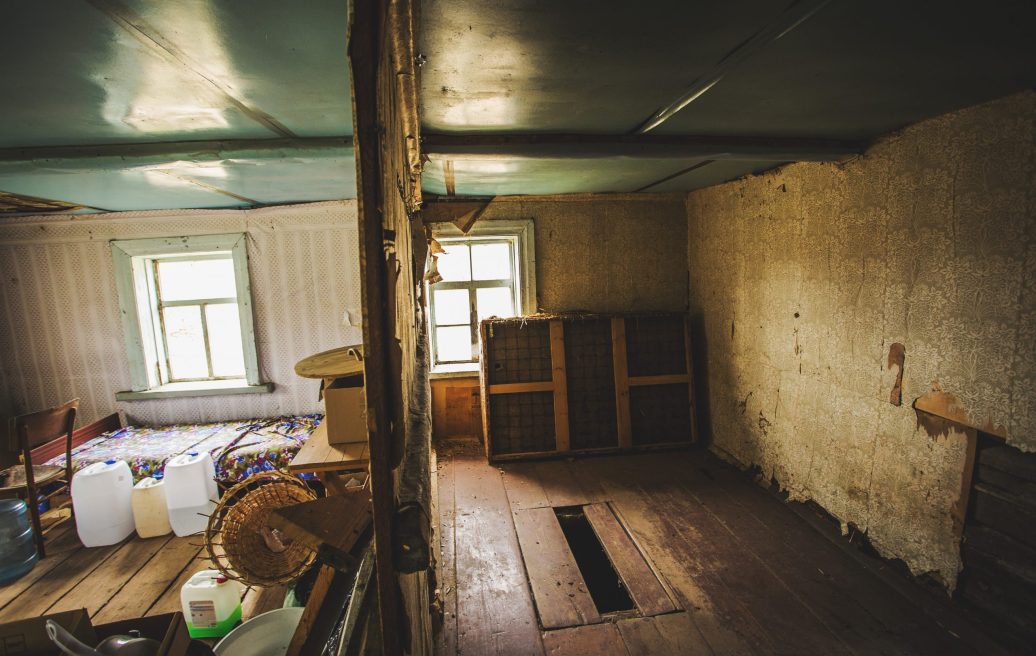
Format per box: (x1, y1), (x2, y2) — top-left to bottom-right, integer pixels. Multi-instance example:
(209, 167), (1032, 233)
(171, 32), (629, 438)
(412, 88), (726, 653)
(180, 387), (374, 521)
(480, 313), (698, 461)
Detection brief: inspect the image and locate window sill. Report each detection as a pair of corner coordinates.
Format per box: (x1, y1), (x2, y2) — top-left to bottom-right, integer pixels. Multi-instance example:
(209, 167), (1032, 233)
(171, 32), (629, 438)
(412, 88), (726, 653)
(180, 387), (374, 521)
(429, 363), (480, 380)
(115, 380), (274, 401)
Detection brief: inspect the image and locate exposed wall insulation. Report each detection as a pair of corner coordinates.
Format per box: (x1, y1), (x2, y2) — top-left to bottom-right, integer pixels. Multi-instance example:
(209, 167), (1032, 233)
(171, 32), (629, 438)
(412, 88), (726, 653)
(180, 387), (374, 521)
(0, 201), (362, 427)
(686, 91), (1036, 589)
(471, 195), (688, 313)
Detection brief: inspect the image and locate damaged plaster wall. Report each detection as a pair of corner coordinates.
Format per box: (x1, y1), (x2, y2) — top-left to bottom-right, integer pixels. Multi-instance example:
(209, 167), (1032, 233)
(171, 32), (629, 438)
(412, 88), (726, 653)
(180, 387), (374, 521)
(686, 91), (1036, 589)
(475, 195), (688, 313)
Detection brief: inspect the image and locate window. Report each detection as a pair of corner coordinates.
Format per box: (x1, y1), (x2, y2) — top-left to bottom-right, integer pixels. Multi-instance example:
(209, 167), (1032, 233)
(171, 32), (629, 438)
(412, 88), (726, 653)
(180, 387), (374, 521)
(428, 220), (536, 372)
(111, 234), (269, 399)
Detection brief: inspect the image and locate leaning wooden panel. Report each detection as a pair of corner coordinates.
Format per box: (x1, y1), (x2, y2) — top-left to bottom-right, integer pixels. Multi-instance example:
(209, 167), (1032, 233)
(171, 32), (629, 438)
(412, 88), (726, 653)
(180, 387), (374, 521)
(564, 317), (618, 451)
(483, 313), (696, 462)
(549, 320), (571, 452)
(611, 317), (633, 449)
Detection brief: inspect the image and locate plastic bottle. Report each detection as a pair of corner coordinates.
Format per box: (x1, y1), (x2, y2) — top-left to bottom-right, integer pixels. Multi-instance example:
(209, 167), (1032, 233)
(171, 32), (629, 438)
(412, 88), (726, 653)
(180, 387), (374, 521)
(163, 451), (218, 537)
(0, 499), (38, 584)
(131, 477), (172, 538)
(70, 459), (135, 547)
(180, 569), (244, 638)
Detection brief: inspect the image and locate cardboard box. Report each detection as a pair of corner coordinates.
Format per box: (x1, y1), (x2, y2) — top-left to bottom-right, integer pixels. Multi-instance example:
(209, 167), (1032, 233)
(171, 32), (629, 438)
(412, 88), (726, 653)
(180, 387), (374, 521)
(324, 376), (367, 445)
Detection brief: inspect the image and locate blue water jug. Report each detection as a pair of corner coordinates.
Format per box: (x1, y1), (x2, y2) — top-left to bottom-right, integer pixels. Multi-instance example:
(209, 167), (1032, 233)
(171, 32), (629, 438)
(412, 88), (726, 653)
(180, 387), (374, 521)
(0, 499), (39, 584)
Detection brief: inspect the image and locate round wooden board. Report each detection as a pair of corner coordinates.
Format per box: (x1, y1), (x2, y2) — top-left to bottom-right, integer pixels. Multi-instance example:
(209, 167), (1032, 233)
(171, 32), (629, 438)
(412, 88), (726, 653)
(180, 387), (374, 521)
(294, 345), (365, 379)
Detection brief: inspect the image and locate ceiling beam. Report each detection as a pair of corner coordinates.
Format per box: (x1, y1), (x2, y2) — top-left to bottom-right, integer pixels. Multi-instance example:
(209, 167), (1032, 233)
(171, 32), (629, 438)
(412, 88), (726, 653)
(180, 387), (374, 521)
(422, 133), (864, 162)
(83, 0), (297, 138)
(633, 0), (834, 134)
(0, 137), (353, 171)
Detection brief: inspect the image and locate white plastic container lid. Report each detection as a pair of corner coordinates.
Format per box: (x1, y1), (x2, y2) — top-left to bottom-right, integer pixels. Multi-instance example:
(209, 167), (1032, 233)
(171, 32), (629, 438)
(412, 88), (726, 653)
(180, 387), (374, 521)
(77, 459), (127, 478)
(134, 477), (163, 490)
(167, 451), (209, 469)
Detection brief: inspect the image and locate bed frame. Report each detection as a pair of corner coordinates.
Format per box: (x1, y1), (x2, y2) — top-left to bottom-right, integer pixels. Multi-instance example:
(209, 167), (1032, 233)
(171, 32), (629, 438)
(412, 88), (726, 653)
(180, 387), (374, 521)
(29, 412), (122, 464)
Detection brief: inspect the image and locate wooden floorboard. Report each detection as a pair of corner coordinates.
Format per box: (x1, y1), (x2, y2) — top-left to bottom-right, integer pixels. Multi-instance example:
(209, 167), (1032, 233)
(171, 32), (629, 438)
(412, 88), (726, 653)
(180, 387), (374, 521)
(513, 506), (600, 629)
(93, 535), (204, 624)
(583, 503), (676, 617)
(616, 614), (712, 656)
(146, 552), (211, 617)
(541, 623), (628, 656)
(586, 455), (760, 655)
(452, 448), (543, 655)
(0, 509), (294, 633)
(693, 456), (1009, 656)
(434, 445), (458, 656)
(437, 445), (1010, 656)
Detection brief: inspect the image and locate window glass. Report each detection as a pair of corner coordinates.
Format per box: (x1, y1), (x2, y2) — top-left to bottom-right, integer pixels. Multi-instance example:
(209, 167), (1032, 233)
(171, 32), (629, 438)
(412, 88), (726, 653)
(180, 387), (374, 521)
(433, 289), (470, 325)
(156, 258), (236, 301)
(206, 304), (246, 377)
(436, 244), (471, 282)
(476, 287), (514, 321)
(436, 326), (473, 361)
(471, 242), (512, 281)
(163, 306), (208, 379)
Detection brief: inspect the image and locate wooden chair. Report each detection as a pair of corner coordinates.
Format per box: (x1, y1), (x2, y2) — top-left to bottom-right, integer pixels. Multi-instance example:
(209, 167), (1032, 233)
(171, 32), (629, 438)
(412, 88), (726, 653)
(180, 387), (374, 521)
(0, 399), (78, 558)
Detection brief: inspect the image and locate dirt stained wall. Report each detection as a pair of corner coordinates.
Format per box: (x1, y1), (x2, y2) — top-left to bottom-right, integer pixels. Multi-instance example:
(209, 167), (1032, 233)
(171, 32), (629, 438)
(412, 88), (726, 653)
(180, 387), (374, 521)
(686, 91), (1036, 588)
(476, 195), (688, 313)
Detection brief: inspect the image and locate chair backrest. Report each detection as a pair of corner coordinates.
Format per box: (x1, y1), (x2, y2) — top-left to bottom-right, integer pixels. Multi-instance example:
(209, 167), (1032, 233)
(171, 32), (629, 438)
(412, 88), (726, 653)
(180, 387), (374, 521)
(15, 399), (79, 454)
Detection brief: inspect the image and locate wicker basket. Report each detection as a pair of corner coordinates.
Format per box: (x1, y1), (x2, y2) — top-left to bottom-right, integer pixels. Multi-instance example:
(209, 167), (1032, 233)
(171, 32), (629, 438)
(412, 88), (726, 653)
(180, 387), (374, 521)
(205, 471), (317, 586)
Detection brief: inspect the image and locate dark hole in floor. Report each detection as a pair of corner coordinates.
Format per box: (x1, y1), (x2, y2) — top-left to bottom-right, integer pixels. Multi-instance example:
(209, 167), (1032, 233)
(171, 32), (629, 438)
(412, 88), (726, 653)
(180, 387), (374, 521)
(554, 506), (635, 614)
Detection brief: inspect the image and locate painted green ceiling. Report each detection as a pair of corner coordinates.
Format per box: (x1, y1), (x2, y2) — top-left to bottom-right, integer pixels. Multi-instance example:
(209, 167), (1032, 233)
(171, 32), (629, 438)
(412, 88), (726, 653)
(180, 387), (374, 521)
(5, 0), (1036, 210)
(420, 0), (1036, 197)
(0, 0), (353, 213)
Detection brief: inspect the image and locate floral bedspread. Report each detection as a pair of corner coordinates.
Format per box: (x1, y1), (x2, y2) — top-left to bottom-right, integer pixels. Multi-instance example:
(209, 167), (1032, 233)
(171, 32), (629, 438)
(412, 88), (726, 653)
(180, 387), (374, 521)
(44, 414), (322, 484)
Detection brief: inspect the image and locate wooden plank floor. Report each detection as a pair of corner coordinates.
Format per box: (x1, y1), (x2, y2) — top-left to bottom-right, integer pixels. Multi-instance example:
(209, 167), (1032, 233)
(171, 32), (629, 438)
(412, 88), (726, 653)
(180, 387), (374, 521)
(0, 510), (285, 627)
(435, 440), (1011, 656)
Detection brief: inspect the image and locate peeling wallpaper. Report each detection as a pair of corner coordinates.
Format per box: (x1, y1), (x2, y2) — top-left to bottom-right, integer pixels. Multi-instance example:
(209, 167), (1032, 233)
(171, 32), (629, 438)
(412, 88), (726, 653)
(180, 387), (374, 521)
(686, 91), (1036, 589)
(0, 201), (362, 427)
(476, 195), (688, 313)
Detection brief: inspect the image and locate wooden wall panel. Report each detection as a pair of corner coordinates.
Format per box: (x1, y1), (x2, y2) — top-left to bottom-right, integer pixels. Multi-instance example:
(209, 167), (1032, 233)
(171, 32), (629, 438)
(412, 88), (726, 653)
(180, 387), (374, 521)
(431, 377), (484, 440)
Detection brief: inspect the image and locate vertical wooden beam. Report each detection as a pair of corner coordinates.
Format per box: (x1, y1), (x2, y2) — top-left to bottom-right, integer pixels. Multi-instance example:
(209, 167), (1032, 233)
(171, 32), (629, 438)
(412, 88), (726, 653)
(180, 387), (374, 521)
(684, 316), (700, 443)
(611, 317), (632, 449)
(347, 0), (402, 653)
(550, 320), (570, 453)
(480, 321), (493, 460)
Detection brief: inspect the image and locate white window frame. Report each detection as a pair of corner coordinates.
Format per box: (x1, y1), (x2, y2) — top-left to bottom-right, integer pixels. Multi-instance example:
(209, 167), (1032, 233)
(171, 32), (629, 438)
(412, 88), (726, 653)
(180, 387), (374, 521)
(428, 219), (537, 373)
(110, 233), (270, 399)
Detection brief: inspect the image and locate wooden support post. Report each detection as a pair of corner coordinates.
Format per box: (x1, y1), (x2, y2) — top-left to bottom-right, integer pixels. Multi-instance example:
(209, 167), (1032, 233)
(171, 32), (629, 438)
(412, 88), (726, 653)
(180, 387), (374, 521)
(550, 320), (570, 453)
(684, 316), (699, 443)
(480, 322), (493, 460)
(348, 0), (402, 652)
(611, 317), (632, 449)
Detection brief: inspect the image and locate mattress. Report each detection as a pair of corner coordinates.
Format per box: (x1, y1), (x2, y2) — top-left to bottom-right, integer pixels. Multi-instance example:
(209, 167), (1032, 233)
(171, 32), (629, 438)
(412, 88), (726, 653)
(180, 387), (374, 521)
(45, 414), (323, 485)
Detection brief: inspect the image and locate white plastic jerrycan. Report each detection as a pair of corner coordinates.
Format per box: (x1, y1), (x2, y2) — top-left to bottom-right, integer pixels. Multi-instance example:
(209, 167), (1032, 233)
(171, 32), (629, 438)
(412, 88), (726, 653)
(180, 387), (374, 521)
(180, 569), (244, 638)
(163, 451), (218, 537)
(71, 459), (134, 547)
(131, 477), (172, 538)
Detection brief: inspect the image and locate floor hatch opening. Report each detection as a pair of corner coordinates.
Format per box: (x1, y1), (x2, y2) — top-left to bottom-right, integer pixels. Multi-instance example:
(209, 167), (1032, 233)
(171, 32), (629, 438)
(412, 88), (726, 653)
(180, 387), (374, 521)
(553, 506), (636, 614)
